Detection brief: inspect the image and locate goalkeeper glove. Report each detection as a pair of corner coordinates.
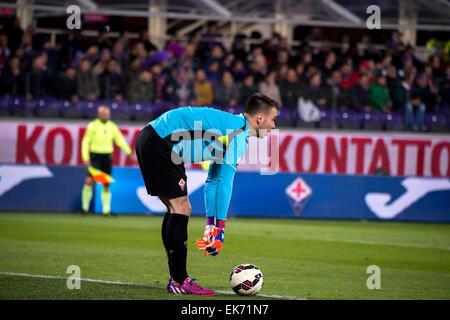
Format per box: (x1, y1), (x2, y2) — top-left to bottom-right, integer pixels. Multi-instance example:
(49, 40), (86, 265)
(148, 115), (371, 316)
(204, 227), (224, 256)
(196, 226), (225, 256)
(196, 224), (215, 251)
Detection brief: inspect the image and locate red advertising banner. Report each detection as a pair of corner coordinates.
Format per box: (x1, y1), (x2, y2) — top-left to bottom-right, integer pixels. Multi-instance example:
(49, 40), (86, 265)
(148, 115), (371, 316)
(0, 120), (449, 177)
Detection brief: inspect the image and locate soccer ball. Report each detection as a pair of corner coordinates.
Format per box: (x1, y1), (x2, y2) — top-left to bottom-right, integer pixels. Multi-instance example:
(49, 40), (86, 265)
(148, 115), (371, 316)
(229, 264), (264, 296)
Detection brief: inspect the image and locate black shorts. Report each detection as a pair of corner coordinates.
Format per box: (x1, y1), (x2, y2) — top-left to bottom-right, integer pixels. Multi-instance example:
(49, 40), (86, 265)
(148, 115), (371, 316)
(135, 125), (187, 198)
(86, 152), (112, 175)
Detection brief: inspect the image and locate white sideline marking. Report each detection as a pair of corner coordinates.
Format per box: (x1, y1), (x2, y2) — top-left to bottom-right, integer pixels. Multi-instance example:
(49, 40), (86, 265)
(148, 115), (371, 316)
(0, 272), (306, 300)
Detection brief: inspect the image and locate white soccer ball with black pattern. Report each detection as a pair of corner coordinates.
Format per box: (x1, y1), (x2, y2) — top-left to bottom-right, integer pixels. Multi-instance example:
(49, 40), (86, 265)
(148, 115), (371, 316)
(229, 264), (264, 296)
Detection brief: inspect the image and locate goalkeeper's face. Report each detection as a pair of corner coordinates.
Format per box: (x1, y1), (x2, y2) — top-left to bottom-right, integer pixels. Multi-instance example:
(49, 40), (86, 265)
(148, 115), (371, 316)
(256, 107), (277, 138)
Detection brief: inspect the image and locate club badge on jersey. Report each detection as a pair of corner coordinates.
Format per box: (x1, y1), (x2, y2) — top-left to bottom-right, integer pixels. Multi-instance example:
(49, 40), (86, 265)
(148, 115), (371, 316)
(178, 178), (185, 191)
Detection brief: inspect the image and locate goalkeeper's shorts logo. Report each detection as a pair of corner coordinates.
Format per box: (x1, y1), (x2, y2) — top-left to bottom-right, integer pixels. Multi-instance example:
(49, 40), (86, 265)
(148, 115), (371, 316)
(178, 178), (186, 191)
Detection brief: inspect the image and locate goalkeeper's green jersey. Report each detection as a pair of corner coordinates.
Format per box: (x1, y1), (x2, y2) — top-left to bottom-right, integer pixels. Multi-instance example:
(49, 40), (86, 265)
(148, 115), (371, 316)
(81, 118), (132, 162)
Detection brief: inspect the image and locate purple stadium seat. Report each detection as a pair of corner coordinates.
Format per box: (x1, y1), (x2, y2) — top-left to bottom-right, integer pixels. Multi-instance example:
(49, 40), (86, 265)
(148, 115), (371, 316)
(109, 100), (130, 121)
(81, 99), (102, 119)
(10, 96), (32, 117)
(60, 100), (83, 119)
(34, 97), (59, 118)
(337, 109), (360, 129)
(360, 111), (383, 130)
(382, 111), (404, 131)
(0, 94), (11, 116)
(426, 112), (448, 132)
(317, 108), (334, 128)
(130, 101), (153, 121)
(276, 107), (299, 127)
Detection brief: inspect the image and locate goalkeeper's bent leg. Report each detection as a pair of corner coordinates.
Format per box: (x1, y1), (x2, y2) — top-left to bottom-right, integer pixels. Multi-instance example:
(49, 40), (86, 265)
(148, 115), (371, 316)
(166, 213), (189, 284)
(81, 184), (93, 212)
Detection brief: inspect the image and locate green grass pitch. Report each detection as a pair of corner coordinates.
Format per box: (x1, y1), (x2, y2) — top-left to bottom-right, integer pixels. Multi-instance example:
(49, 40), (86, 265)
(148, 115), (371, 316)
(0, 212), (449, 300)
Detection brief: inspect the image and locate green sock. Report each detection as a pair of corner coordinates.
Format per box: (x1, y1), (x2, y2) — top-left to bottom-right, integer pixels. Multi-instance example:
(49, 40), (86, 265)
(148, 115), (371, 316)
(101, 188), (111, 214)
(81, 184), (93, 212)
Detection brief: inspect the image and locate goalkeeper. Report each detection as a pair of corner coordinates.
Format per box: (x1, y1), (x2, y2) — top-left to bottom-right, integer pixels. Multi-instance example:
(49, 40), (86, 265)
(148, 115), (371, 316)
(81, 105), (135, 215)
(135, 93), (279, 295)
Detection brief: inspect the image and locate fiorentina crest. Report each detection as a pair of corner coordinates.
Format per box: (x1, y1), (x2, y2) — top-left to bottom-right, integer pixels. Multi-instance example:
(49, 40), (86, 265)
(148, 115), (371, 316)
(285, 177), (313, 216)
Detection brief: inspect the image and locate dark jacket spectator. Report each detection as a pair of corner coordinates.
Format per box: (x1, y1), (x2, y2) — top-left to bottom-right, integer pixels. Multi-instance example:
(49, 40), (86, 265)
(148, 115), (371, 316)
(326, 70), (351, 110)
(25, 55), (52, 99)
(279, 69), (300, 110)
(163, 68), (196, 106)
(76, 58), (100, 100)
(349, 74), (371, 111)
(300, 73), (332, 108)
(99, 58), (125, 101)
(126, 70), (154, 102)
(239, 74), (258, 106)
(0, 56), (25, 95)
(58, 67), (78, 102)
(411, 73), (436, 111)
(213, 70), (240, 107)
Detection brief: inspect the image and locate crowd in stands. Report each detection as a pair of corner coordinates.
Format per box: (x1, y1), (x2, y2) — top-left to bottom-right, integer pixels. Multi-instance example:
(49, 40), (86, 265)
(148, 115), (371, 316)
(0, 18), (449, 131)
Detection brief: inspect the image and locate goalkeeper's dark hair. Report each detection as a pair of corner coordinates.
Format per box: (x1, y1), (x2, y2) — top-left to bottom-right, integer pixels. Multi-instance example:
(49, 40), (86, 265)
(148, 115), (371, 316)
(244, 92), (280, 116)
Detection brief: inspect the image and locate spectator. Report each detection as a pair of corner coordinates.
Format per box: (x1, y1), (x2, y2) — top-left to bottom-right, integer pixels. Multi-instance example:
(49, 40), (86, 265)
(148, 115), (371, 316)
(99, 58), (125, 101)
(349, 74), (371, 112)
(197, 22), (226, 60)
(58, 66), (78, 102)
(259, 70), (281, 105)
(126, 70), (154, 102)
(182, 43), (202, 71)
(407, 73), (433, 131)
(25, 55), (52, 100)
(165, 35), (184, 59)
(279, 68), (299, 111)
(321, 51), (337, 84)
(163, 68), (196, 106)
(369, 74), (392, 112)
(294, 62), (307, 85)
(238, 74), (257, 106)
(20, 32), (34, 67)
(231, 38), (247, 62)
(386, 65), (404, 110)
(96, 31), (111, 51)
(76, 58), (100, 101)
(301, 73), (332, 109)
(0, 56), (25, 95)
(326, 70), (350, 110)
(213, 70), (240, 107)
(394, 70), (415, 116)
(92, 49), (112, 76)
(139, 30), (158, 54)
(205, 44), (225, 70)
(193, 68), (213, 105)
(206, 60), (221, 85)
(150, 63), (166, 102)
(112, 40), (129, 72)
(230, 59), (246, 82)
(2, 17), (23, 53)
(0, 33), (11, 70)
(124, 57), (143, 83)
